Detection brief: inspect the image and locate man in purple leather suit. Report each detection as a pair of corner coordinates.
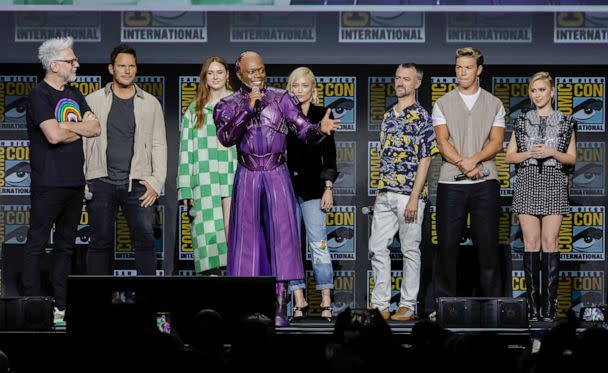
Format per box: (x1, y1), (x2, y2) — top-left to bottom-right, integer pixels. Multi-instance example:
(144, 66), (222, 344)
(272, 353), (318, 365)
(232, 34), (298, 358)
(214, 51), (340, 325)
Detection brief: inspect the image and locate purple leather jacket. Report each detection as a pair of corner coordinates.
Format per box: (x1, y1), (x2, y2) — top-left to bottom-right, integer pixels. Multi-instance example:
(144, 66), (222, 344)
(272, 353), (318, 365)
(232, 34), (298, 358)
(214, 86), (323, 170)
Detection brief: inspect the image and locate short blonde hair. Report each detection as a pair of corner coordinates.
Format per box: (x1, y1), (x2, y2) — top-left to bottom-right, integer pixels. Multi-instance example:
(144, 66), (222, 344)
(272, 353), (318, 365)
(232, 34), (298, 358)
(528, 71), (554, 97)
(455, 47), (484, 67)
(287, 67), (319, 105)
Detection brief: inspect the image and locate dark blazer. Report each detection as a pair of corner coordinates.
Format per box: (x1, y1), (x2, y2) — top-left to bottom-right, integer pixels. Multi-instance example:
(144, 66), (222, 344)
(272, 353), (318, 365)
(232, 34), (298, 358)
(287, 104), (338, 201)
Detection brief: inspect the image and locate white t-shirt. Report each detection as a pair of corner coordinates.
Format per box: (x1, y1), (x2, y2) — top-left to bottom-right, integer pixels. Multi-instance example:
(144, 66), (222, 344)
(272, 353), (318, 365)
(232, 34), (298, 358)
(432, 89), (506, 128)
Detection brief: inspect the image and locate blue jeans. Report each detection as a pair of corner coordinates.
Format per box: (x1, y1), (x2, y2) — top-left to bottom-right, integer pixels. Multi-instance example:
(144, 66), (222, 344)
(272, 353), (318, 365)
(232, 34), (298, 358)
(289, 197), (334, 291)
(86, 179), (156, 275)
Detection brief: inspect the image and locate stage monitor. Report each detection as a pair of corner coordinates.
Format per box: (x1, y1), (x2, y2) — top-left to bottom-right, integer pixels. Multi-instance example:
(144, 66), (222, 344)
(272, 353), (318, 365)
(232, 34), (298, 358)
(66, 275), (276, 343)
(437, 297), (528, 328)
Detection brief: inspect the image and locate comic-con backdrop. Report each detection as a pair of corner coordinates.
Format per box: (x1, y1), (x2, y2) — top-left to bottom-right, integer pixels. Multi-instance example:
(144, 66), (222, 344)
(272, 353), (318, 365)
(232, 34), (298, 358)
(0, 63), (605, 317)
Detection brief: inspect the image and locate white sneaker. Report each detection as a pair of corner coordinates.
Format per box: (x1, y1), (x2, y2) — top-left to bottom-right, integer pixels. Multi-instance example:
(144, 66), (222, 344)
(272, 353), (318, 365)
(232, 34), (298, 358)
(54, 307), (65, 324)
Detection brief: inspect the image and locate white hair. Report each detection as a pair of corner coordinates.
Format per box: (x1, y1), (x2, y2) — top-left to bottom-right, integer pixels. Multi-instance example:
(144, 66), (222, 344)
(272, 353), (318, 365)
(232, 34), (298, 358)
(38, 37), (74, 72)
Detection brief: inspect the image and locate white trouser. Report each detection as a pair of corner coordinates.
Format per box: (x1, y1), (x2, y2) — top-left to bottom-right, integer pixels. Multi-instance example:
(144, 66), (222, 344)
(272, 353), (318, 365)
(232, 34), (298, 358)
(369, 191), (425, 311)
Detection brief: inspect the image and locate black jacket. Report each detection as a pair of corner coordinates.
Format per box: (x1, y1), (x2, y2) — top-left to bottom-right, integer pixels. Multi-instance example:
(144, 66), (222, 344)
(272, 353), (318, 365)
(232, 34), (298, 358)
(287, 104), (338, 201)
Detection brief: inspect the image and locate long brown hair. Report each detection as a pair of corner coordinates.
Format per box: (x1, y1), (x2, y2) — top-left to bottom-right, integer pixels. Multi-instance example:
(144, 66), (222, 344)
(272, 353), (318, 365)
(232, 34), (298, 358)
(194, 56), (233, 129)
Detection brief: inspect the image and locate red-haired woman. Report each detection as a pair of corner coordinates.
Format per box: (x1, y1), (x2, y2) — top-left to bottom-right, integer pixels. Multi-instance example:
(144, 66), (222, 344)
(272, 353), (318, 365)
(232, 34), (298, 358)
(177, 56), (236, 275)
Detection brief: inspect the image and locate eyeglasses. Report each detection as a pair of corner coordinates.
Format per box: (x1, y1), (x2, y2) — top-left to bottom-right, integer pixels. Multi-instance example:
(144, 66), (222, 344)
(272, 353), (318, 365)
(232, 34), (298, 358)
(54, 58), (79, 66)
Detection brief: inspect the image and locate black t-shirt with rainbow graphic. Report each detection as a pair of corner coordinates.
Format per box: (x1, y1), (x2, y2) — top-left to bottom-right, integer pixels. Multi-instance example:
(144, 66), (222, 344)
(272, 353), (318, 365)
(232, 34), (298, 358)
(26, 80), (90, 188)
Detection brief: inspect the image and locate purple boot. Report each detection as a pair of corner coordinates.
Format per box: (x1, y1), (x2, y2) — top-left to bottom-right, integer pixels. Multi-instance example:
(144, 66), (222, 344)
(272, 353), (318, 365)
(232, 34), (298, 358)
(275, 281), (289, 327)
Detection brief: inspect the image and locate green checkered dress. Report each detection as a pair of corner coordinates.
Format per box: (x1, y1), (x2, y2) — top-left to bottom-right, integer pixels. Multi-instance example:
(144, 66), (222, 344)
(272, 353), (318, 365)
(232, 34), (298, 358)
(177, 101), (237, 273)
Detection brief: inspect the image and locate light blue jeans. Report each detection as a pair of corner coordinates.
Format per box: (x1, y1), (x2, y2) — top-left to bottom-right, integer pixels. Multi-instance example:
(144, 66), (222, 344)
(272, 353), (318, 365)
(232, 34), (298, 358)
(289, 197), (334, 291)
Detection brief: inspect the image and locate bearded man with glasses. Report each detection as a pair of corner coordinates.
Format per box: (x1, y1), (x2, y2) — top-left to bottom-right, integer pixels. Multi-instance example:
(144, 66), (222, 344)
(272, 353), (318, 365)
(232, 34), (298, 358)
(25, 37), (100, 324)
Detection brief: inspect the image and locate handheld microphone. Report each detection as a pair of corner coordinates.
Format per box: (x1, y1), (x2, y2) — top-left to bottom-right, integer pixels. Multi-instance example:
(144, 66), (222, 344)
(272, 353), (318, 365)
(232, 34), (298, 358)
(361, 206), (374, 216)
(254, 100), (261, 116)
(251, 86), (261, 117)
(454, 165), (490, 181)
(189, 207), (197, 218)
(84, 184), (93, 201)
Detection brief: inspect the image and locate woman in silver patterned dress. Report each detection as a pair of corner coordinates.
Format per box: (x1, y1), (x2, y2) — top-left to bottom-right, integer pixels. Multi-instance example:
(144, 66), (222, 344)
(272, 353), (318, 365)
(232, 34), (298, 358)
(505, 71), (576, 321)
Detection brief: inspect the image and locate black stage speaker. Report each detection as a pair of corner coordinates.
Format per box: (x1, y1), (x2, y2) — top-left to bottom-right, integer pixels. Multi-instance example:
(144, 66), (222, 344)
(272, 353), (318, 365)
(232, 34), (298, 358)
(0, 296), (54, 330)
(66, 275), (276, 343)
(496, 298), (528, 327)
(437, 297), (527, 328)
(436, 298), (480, 327)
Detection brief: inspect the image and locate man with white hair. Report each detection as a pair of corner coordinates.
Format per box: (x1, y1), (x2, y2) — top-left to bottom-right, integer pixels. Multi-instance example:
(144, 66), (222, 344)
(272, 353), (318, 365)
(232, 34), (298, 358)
(24, 37), (100, 323)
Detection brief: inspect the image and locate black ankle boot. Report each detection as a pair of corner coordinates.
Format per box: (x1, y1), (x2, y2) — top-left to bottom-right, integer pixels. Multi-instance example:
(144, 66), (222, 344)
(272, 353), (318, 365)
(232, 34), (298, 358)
(275, 281), (289, 327)
(523, 251), (541, 321)
(541, 252), (560, 321)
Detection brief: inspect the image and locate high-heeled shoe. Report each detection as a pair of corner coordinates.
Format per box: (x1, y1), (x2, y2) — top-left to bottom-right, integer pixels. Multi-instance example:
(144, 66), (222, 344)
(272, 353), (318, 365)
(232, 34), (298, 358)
(320, 306), (333, 322)
(289, 304), (308, 322)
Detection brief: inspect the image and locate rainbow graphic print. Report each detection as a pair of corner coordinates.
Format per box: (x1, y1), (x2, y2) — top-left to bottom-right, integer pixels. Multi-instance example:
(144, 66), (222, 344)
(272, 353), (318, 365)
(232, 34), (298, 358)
(54, 98), (82, 123)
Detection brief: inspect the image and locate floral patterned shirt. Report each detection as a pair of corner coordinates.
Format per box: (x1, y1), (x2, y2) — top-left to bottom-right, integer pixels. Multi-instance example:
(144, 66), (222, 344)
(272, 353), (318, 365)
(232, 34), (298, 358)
(378, 102), (438, 199)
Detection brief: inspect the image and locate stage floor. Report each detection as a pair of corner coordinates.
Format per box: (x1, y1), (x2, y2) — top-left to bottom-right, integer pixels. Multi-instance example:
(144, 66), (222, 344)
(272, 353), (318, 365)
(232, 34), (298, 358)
(280, 318), (561, 333)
